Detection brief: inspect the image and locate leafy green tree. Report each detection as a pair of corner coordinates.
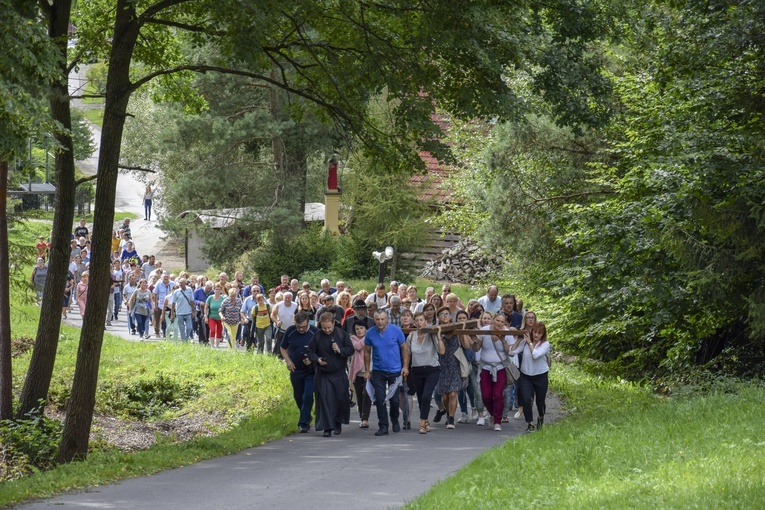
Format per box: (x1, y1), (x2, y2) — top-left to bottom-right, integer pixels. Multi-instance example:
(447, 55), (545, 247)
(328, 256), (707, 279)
(0, 0), (59, 420)
(16, 0), (82, 424)
(443, 0), (765, 378)
(12, 0), (618, 461)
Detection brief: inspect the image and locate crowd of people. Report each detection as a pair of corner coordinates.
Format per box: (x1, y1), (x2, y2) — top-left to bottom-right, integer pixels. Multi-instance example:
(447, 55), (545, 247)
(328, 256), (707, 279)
(275, 281), (550, 437)
(34, 220), (550, 438)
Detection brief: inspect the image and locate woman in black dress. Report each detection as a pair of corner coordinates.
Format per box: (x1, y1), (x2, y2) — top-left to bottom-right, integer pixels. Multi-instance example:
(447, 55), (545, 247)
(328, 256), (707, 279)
(436, 306), (472, 429)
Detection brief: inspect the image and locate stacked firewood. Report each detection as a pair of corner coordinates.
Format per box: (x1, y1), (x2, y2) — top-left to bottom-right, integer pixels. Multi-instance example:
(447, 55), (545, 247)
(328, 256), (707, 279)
(420, 237), (503, 283)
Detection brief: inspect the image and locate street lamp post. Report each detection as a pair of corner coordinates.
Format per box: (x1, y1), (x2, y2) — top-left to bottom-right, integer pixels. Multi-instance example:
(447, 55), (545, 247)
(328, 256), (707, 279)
(372, 246), (394, 285)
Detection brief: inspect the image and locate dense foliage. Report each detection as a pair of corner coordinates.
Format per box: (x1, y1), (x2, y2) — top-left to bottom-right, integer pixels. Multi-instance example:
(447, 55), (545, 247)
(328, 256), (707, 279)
(443, 0), (765, 378)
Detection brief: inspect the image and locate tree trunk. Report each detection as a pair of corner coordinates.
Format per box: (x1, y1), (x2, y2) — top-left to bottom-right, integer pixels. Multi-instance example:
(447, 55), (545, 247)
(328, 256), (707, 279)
(58, 0), (138, 462)
(17, 0), (77, 419)
(0, 158), (12, 420)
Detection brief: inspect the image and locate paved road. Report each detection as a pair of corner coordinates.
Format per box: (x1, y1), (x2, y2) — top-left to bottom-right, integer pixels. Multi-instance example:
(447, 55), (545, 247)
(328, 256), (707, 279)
(69, 64), (182, 267)
(20, 397), (560, 510)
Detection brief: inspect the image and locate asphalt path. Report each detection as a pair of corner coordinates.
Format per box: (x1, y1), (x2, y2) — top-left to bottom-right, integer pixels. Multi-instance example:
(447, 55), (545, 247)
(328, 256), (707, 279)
(69, 64), (179, 266)
(20, 395), (560, 510)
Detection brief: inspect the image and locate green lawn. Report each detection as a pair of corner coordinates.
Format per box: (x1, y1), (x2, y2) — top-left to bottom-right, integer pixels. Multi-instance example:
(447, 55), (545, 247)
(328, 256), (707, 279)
(404, 364), (765, 509)
(1, 224), (296, 506)
(2, 332), (296, 506)
(81, 108), (103, 127)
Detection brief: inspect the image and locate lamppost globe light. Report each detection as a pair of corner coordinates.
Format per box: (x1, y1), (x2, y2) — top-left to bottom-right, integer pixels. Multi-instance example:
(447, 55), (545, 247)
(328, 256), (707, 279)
(384, 246), (394, 259)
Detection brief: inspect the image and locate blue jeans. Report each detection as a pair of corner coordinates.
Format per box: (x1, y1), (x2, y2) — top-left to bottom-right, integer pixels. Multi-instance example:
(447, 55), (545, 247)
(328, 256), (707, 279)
(134, 313), (149, 337)
(290, 370), (315, 428)
(127, 310), (136, 333)
(177, 313), (193, 341)
(371, 370), (400, 430)
(113, 291), (122, 320)
(144, 199), (152, 220)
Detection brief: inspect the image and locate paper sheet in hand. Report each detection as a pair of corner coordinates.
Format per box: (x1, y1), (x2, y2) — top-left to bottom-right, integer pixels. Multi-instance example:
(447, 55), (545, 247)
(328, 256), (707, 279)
(366, 375), (402, 402)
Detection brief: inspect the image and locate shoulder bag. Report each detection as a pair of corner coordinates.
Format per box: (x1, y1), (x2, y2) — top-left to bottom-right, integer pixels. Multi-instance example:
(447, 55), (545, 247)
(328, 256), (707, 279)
(454, 341), (472, 378)
(488, 335), (520, 385)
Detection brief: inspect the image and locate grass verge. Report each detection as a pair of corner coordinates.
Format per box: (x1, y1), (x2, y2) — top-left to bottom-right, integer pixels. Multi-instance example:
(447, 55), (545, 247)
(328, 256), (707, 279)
(403, 363), (765, 509)
(81, 108), (103, 127)
(0, 401), (296, 506)
(4, 313), (296, 505)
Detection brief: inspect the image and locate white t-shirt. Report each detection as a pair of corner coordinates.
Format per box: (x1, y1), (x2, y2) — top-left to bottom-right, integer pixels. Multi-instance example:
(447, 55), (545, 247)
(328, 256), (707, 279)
(275, 301), (298, 330)
(478, 295), (503, 314)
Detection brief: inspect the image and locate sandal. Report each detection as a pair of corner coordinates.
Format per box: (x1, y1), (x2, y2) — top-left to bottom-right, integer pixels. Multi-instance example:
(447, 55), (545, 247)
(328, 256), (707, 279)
(419, 425), (428, 434)
(359, 421), (369, 429)
(424, 421), (431, 432)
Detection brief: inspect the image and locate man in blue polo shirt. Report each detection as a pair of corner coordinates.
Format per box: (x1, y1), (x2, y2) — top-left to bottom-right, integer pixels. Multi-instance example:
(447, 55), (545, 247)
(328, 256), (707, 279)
(364, 309), (409, 436)
(280, 311), (318, 433)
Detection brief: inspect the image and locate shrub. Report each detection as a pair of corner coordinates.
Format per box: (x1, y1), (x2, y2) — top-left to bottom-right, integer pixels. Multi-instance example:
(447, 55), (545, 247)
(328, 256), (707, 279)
(99, 374), (200, 421)
(0, 411), (62, 482)
(250, 224), (339, 286)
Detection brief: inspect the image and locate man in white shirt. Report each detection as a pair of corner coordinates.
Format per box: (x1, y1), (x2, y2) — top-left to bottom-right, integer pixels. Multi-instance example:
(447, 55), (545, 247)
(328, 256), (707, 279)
(478, 285), (503, 314)
(366, 283), (389, 309)
(270, 291), (298, 355)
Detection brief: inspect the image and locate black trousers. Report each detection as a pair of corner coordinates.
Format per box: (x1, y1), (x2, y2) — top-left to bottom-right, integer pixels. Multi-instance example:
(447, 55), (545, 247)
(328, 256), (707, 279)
(409, 365), (441, 421)
(518, 371), (548, 423)
(352, 375), (372, 422)
(196, 310), (209, 344)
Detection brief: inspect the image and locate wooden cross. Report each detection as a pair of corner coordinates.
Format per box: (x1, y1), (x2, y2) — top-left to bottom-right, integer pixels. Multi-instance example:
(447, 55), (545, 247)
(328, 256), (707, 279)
(402, 319), (529, 337)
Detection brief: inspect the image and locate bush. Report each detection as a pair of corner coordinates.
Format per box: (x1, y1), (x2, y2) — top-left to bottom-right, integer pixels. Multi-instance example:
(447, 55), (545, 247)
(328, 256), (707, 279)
(99, 374), (200, 421)
(250, 224), (339, 286)
(0, 412), (62, 482)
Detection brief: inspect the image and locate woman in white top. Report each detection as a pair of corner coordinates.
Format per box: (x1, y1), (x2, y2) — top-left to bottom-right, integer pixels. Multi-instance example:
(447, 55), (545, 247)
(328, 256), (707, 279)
(476, 314), (510, 431)
(143, 185), (154, 221)
(509, 322), (550, 432)
(407, 312), (445, 434)
(512, 310), (537, 420)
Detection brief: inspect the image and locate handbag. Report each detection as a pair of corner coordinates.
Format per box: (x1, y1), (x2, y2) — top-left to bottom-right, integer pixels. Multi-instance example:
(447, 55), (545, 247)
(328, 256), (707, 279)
(454, 344), (472, 378)
(488, 335), (520, 385)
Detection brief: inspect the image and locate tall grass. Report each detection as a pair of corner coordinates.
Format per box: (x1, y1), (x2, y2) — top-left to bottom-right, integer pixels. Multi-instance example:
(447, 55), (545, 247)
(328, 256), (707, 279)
(404, 363), (765, 509)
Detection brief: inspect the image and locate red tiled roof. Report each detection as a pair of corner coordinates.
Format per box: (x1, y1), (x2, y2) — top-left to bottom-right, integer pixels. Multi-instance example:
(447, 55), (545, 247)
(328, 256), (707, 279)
(409, 112), (455, 203)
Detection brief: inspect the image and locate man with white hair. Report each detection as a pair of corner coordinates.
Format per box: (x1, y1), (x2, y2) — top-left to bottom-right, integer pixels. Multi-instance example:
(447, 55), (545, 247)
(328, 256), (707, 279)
(270, 291), (298, 355)
(289, 279), (300, 298)
(387, 281), (399, 299)
(152, 272), (175, 338)
(317, 278), (336, 297)
(331, 281), (346, 298)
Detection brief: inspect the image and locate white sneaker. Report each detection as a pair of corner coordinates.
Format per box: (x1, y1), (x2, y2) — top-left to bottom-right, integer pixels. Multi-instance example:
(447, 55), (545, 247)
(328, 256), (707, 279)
(471, 410), (479, 421)
(457, 414), (469, 424)
(476, 416), (486, 426)
(494, 423), (502, 431)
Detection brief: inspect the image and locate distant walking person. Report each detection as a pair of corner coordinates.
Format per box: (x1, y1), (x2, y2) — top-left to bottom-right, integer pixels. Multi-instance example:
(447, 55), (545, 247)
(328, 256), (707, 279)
(143, 184), (154, 221)
(31, 257), (48, 304)
(76, 272), (89, 318)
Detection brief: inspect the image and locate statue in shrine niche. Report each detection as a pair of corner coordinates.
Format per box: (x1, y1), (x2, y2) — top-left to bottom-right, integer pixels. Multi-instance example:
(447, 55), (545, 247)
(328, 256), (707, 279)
(327, 158), (339, 191)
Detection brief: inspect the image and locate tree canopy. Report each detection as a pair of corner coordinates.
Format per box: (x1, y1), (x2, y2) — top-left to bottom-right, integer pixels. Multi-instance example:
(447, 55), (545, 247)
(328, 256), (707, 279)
(442, 0), (765, 378)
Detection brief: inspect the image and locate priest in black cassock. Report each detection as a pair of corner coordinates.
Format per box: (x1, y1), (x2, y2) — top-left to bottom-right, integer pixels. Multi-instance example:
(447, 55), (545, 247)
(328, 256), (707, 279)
(308, 312), (355, 437)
